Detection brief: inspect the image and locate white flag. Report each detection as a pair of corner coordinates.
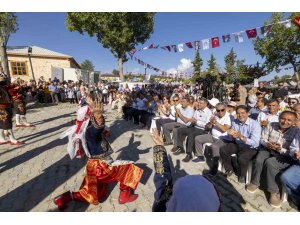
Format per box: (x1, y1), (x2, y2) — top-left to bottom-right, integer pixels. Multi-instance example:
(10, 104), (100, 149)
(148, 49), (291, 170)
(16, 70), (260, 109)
(234, 32), (244, 43)
(284, 21), (292, 28)
(178, 43), (184, 52)
(202, 39), (210, 50)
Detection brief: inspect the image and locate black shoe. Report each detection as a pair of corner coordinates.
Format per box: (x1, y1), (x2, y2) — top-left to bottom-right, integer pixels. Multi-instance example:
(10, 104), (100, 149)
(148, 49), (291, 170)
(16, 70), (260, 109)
(192, 156), (205, 163)
(171, 146), (178, 152)
(238, 176), (246, 184)
(182, 154), (193, 162)
(173, 147), (185, 155)
(224, 170), (234, 177)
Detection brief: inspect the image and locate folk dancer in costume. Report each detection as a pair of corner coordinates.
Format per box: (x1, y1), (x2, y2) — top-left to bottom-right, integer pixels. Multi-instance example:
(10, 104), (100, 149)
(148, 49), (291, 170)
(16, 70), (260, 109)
(54, 97), (144, 210)
(151, 129), (221, 212)
(0, 66), (24, 145)
(8, 80), (35, 127)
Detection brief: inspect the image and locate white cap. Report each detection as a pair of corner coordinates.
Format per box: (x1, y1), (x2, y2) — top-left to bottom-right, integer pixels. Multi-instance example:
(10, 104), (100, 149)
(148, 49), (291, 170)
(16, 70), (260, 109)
(208, 98), (220, 107)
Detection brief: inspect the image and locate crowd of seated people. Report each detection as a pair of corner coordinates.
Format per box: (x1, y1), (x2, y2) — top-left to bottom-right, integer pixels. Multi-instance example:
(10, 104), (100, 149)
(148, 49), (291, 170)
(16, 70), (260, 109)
(113, 81), (300, 211)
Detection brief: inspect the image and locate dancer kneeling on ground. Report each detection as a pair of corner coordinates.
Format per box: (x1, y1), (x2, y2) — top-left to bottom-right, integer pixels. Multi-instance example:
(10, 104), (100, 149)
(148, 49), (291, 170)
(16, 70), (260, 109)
(54, 97), (144, 211)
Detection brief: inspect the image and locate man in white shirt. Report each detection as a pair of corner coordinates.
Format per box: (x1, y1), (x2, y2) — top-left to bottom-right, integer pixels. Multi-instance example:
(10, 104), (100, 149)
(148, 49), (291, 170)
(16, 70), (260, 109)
(194, 103), (232, 172)
(102, 85), (108, 104)
(172, 97), (212, 162)
(155, 94), (181, 133)
(257, 99), (280, 127)
(48, 82), (59, 104)
(162, 96), (194, 146)
(132, 92), (148, 125)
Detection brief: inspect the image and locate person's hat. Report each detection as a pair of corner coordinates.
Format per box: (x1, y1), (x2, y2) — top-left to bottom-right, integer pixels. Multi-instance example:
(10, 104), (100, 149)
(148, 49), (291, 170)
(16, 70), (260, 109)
(208, 98), (220, 107)
(227, 101), (237, 108)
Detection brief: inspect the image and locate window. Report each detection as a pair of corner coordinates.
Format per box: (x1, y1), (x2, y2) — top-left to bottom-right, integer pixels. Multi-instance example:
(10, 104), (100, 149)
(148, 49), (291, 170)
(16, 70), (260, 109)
(10, 61), (28, 76)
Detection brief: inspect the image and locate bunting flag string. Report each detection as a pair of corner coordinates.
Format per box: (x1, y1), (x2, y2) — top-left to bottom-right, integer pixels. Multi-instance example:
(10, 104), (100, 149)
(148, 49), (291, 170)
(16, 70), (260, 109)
(129, 18), (299, 55)
(129, 52), (297, 78)
(128, 17), (300, 77)
(129, 54), (195, 78)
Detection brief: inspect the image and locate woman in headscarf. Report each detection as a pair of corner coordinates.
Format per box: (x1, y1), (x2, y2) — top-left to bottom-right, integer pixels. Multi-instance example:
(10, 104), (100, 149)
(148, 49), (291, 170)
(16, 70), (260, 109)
(151, 129), (221, 212)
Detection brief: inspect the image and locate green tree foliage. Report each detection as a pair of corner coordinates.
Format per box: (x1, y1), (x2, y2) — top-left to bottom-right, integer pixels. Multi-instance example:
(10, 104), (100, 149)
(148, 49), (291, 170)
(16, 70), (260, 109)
(207, 53), (220, 81)
(0, 13), (18, 78)
(224, 48), (237, 84)
(191, 49), (203, 83)
(112, 69), (119, 76)
(253, 12), (300, 84)
(80, 59), (95, 71)
(66, 13), (155, 81)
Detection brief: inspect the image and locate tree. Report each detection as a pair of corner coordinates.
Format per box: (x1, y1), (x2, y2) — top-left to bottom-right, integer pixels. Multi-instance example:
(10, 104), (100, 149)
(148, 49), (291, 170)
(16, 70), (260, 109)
(192, 49), (203, 82)
(224, 48), (237, 84)
(80, 59), (95, 71)
(66, 13), (155, 81)
(112, 69), (119, 76)
(253, 12), (300, 87)
(0, 13), (18, 78)
(207, 53), (220, 80)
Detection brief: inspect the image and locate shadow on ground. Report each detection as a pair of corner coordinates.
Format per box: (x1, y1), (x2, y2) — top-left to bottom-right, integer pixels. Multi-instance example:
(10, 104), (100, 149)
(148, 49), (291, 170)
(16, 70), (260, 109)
(0, 155), (86, 212)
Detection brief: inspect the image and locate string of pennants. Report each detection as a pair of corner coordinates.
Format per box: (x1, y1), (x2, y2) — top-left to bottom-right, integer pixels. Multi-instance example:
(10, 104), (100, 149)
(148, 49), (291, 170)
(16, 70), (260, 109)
(129, 54), (193, 78)
(128, 17), (300, 77)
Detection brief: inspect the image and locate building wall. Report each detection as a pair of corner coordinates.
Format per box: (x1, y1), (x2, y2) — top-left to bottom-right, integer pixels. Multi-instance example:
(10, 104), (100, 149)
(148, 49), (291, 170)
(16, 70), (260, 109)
(8, 55), (74, 81)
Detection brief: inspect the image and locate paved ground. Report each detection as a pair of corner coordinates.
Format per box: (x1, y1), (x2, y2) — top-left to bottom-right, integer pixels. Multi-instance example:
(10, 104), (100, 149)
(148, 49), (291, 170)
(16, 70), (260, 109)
(0, 102), (297, 212)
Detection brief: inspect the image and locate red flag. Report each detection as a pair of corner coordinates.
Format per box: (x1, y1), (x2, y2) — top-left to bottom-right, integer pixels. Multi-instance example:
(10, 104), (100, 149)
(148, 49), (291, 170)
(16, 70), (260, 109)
(185, 42), (193, 48)
(130, 49), (137, 55)
(295, 17), (300, 28)
(246, 28), (257, 39)
(211, 37), (220, 48)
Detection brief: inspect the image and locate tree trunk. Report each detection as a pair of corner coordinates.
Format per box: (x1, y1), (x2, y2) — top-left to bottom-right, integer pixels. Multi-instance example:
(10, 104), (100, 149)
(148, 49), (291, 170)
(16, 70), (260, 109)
(0, 43), (10, 80)
(293, 65), (299, 91)
(118, 57), (124, 82)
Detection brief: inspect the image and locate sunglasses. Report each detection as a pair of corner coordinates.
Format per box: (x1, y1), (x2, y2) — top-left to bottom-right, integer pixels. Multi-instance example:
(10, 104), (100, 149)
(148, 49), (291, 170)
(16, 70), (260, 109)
(216, 109), (225, 113)
(173, 99), (179, 102)
(278, 84), (283, 86)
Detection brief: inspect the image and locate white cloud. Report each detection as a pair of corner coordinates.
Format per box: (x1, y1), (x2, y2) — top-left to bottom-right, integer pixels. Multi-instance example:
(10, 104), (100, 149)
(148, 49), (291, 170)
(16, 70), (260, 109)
(166, 58), (193, 74)
(177, 58), (193, 72)
(132, 68), (140, 73)
(166, 68), (177, 74)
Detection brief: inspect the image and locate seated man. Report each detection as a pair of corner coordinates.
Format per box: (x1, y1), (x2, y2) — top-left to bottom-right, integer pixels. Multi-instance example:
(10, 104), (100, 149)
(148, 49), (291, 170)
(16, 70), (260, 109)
(132, 92), (148, 125)
(141, 94), (161, 129)
(257, 99), (280, 127)
(220, 105), (261, 183)
(173, 97), (212, 162)
(155, 94), (181, 133)
(194, 102), (232, 174)
(280, 134), (300, 211)
(246, 111), (299, 208)
(162, 96), (194, 146)
(248, 97), (268, 121)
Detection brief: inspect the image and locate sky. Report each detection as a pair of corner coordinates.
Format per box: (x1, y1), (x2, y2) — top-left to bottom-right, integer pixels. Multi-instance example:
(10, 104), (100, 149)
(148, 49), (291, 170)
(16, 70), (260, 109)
(8, 12), (294, 81)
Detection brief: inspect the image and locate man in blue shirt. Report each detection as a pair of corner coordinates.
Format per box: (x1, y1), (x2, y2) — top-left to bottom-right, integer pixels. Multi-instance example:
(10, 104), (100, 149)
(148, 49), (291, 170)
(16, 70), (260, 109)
(220, 105), (261, 183)
(280, 130), (300, 211)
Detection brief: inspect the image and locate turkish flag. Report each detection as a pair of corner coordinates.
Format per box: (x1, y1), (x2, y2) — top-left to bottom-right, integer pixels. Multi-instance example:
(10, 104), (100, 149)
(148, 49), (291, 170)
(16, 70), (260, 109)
(185, 42), (193, 48)
(211, 37), (220, 48)
(295, 17), (300, 28)
(246, 28), (257, 39)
